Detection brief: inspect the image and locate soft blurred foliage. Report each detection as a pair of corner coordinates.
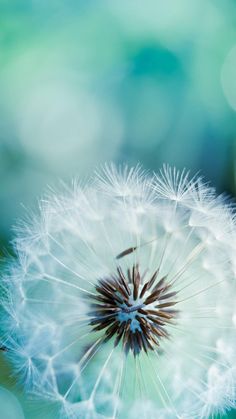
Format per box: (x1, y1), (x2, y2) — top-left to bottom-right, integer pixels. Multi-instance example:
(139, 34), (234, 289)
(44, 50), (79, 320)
(0, 0), (236, 417)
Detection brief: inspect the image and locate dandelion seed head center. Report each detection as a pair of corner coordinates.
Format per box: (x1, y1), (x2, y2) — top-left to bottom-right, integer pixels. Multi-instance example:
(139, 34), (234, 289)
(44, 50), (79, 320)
(89, 263), (178, 355)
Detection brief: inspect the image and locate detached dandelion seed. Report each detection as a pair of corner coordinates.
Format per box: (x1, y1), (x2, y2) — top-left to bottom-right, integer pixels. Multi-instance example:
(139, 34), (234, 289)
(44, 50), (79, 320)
(1, 164), (236, 419)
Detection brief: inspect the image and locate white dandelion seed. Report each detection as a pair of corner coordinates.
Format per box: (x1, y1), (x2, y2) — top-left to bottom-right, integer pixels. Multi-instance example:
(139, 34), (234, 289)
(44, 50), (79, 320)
(1, 164), (236, 419)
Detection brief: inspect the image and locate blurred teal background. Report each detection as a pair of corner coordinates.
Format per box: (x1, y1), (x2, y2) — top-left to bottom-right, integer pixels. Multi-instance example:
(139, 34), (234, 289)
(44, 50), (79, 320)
(0, 1), (236, 417)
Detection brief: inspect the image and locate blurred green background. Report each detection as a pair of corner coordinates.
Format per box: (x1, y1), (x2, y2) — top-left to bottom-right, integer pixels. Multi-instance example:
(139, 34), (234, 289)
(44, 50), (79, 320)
(0, 0), (236, 417)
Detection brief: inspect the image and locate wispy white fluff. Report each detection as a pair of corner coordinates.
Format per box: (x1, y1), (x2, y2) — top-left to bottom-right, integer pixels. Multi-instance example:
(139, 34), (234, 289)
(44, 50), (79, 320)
(1, 164), (236, 419)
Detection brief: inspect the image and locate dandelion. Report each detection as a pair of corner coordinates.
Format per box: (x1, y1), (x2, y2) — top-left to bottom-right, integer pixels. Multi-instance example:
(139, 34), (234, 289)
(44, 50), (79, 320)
(1, 164), (236, 419)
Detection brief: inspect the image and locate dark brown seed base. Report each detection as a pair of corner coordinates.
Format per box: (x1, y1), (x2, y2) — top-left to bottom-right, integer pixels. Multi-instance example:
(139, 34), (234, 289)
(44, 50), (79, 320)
(88, 265), (178, 356)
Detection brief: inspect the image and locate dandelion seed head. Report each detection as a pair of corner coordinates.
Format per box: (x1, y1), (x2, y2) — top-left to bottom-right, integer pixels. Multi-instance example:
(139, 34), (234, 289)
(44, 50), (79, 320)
(1, 164), (236, 418)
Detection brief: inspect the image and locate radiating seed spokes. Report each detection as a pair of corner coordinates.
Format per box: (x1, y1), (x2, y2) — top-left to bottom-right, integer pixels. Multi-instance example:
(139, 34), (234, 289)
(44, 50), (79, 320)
(88, 263), (179, 356)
